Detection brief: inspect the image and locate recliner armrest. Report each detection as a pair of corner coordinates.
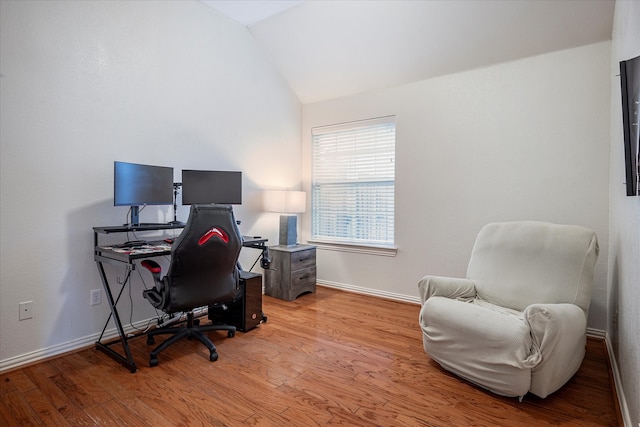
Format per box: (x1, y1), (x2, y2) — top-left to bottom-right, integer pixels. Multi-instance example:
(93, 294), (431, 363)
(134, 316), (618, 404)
(525, 303), (587, 353)
(418, 275), (477, 304)
(524, 303), (588, 398)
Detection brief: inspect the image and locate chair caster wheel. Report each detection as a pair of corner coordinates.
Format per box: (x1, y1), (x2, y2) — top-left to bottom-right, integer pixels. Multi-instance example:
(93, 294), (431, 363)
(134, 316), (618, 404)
(150, 358), (158, 367)
(147, 336), (155, 345)
(209, 351), (218, 362)
(228, 330), (235, 338)
(194, 319), (200, 326)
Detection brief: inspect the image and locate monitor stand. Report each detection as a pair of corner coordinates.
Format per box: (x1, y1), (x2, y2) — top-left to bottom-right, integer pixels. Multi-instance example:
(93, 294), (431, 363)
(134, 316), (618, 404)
(127, 205), (141, 227)
(123, 206), (171, 228)
(169, 183), (183, 226)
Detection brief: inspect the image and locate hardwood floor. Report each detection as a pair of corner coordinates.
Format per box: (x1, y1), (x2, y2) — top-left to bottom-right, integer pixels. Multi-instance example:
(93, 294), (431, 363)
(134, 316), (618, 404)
(0, 286), (620, 426)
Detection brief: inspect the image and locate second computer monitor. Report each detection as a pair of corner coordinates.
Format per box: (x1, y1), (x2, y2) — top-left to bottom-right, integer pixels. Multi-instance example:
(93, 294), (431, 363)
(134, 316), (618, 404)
(181, 169), (242, 205)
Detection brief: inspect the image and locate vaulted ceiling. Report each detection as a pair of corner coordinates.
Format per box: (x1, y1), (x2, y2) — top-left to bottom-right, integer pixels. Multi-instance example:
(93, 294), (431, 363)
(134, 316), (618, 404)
(202, 1), (615, 104)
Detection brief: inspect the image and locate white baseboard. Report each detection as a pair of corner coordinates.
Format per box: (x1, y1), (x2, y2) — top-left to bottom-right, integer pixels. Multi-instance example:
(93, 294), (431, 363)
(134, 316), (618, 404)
(602, 332), (633, 427)
(586, 327), (607, 340)
(317, 279), (421, 304)
(0, 319), (153, 373)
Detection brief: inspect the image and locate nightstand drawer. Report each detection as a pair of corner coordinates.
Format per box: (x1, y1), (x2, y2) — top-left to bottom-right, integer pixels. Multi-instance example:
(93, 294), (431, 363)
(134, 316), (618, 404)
(291, 266), (316, 288)
(291, 248), (315, 270)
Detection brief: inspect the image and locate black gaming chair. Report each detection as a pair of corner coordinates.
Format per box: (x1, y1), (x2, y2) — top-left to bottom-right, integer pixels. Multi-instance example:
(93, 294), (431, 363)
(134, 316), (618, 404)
(141, 204), (242, 367)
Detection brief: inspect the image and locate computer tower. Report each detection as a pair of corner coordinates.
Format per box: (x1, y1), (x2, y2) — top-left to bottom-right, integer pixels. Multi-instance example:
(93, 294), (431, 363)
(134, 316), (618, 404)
(208, 271), (264, 332)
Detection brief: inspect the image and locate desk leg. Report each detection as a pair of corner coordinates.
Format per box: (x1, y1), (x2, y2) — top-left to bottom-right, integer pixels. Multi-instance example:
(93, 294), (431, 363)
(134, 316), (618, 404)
(95, 261), (138, 373)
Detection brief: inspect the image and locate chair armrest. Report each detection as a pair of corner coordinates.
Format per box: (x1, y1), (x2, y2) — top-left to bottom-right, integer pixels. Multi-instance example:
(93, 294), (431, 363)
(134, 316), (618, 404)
(525, 303), (587, 353)
(143, 289), (163, 307)
(141, 259), (162, 282)
(141, 259), (168, 310)
(418, 275), (476, 304)
(524, 303), (588, 398)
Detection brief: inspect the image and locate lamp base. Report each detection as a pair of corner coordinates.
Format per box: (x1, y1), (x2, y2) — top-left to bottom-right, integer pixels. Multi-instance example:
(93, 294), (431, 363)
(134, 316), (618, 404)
(279, 215), (297, 246)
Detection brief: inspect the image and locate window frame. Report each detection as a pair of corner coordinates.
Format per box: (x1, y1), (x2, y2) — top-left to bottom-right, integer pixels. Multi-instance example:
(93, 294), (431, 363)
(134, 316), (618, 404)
(309, 116), (397, 255)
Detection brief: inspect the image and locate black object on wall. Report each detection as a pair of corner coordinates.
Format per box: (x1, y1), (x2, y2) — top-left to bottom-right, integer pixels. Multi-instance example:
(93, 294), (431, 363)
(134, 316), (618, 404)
(620, 54), (640, 196)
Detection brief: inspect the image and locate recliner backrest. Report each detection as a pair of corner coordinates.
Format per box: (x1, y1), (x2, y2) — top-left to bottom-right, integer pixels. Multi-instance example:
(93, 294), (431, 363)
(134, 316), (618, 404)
(163, 204), (242, 313)
(466, 221), (598, 313)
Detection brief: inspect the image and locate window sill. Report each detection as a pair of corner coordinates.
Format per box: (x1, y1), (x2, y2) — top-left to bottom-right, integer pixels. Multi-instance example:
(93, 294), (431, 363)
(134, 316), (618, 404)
(307, 239), (397, 257)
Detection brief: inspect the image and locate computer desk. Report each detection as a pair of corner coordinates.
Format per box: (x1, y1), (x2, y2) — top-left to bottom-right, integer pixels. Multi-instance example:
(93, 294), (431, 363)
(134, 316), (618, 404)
(93, 224), (267, 372)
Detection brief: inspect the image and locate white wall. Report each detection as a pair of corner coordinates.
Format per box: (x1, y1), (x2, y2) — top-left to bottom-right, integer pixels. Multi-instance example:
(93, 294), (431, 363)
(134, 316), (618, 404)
(302, 42), (611, 330)
(0, 0), (301, 367)
(608, 1), (640, 423)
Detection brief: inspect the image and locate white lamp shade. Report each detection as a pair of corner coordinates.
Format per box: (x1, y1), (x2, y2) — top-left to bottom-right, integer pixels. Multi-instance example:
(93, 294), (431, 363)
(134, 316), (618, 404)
(263, 190), (306, 213)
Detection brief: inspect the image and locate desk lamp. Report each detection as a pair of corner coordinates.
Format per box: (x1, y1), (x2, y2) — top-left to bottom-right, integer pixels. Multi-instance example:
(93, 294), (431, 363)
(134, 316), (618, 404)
(264, 190), (306, 246)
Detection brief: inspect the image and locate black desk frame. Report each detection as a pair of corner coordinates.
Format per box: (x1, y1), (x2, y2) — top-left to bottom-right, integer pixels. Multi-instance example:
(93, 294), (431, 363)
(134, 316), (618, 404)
(93, 223), (267, 372)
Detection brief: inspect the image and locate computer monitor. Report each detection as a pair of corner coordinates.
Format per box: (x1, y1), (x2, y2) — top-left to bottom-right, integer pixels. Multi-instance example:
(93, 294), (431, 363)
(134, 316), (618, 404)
(181, 170), (242, 205)
(114, 161), (174, 226)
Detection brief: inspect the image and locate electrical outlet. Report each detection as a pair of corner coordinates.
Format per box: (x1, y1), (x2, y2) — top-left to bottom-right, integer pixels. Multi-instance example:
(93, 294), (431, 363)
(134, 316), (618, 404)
(19, 301), (33, 320)
(90, 289), (102, 306)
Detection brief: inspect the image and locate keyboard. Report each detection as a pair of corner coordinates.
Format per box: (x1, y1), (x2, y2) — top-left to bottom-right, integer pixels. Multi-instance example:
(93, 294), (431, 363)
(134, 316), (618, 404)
(112, 240), (148, 248)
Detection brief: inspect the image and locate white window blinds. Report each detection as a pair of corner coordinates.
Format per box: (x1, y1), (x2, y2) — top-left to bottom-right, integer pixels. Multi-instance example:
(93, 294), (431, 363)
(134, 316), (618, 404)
(312, 116), (396, 247)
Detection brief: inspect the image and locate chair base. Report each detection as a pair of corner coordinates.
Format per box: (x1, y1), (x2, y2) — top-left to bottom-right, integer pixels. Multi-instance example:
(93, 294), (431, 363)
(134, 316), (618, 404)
(146, 312), (236, 367)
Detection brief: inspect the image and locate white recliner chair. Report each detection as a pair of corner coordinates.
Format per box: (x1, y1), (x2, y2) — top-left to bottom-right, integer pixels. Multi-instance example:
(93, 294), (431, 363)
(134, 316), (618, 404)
(418, 221), (598, 399)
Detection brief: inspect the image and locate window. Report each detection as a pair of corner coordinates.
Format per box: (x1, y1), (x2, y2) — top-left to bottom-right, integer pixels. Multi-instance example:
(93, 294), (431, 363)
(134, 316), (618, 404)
(311, 116), (396, 249)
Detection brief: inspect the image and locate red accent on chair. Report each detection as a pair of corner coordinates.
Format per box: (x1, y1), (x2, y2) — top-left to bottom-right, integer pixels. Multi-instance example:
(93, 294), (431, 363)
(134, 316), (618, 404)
(141, 260), (162, 274)
(198, 227), (229, 245)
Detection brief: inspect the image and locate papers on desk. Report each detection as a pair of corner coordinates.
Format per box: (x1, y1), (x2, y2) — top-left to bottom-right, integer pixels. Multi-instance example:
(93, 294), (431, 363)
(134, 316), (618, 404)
(100, 244), (171, 254)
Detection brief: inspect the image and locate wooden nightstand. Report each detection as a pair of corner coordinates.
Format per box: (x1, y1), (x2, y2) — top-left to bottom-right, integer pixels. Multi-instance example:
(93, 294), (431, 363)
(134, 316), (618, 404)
(265, 245), (316, 301)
